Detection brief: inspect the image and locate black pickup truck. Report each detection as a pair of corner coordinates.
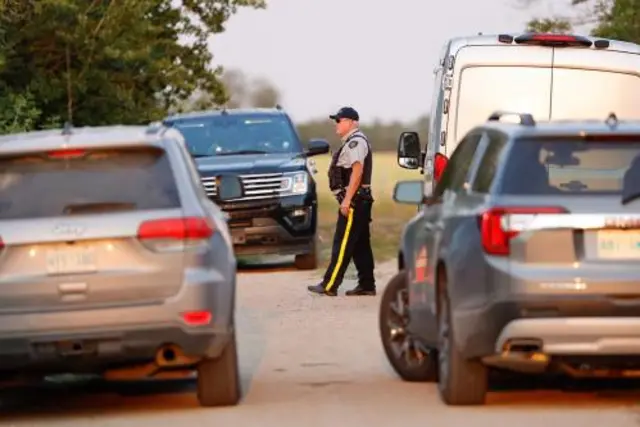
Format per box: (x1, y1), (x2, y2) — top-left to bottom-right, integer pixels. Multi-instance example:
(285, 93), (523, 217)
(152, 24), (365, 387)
(162, 107), (329, 269)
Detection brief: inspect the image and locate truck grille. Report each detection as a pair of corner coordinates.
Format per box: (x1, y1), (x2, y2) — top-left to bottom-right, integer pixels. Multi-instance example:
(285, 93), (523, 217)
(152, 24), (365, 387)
(201, 173), (286, 201)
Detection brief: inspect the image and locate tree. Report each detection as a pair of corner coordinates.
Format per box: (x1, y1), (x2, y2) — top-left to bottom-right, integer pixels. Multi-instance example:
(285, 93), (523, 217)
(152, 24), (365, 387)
(521, 0), (640, 43)
(0, 0), (266, 131)
(249, 77), (281, 108)
(526, 17), (574, 33)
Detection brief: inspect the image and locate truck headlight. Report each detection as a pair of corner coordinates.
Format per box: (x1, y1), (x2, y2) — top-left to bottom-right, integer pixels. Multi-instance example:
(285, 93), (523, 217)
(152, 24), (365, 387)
(281, 172), (308, 195)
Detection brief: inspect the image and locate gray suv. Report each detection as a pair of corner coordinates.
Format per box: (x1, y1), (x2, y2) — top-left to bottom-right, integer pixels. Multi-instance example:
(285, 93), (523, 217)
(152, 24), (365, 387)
(380, 112), (640, 406)
(0, 124), (244, 407)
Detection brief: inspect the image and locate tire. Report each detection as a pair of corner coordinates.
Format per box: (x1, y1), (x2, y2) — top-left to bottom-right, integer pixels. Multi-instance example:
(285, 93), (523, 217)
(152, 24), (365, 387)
(196, 332), (241, 407)
(294, 238), (318, 270)
(437, 274), (488, 405)
(379, 270), (438, 382)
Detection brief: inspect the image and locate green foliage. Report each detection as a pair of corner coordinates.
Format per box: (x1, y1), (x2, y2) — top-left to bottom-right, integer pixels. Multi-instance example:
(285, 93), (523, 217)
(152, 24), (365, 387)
(526, 17), (573, 33)
(0, 0), (265, 131)
(523, 0), (640, 44)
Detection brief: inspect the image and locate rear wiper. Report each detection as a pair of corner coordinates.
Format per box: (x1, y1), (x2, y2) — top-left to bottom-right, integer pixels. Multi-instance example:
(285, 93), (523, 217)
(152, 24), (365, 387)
(62, 202), (137, 215)
(215, 150), (268, 156)
(622, 191), (640, 205)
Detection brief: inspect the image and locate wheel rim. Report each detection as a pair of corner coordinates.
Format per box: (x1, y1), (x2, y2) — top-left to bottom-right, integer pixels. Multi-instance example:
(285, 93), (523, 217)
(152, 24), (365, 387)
(437, 295), (450, 387)
(386, 286), (428, 369)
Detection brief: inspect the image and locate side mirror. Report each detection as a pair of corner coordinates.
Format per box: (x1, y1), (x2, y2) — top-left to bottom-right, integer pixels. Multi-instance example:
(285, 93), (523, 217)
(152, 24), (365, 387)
(306, 139), (330, 157)
(398, 131), (421, 169)
(392, 180), (425, 205)
(216, 174), (244, 201)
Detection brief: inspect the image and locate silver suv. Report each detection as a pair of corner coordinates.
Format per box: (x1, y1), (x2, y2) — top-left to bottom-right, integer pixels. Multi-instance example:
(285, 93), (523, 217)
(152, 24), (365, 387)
(0, 124), (243, 407)
(383, 112), (640, 406)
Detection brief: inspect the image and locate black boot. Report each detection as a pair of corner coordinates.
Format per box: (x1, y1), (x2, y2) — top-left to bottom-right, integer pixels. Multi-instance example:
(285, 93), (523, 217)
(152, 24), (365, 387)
(307, 283), (337, 296)
(345, 284), (376, 296)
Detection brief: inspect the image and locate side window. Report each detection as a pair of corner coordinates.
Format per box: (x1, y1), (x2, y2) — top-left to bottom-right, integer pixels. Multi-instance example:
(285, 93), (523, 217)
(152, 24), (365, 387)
(434, 131), (483, 197)
(471, 132), (508, 194)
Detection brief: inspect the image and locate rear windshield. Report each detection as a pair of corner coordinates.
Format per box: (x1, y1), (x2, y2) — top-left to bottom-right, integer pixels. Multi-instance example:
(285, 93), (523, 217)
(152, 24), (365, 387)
(498, 136), (640, 196)
(166, 114), (302, 157)
(0, 147), (180, 220)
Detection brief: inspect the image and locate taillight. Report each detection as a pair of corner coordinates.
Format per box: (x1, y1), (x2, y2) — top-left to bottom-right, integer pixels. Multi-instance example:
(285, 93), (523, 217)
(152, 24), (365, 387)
(182, 310), (212, 326)
(479, 206), (565, 256)
(137, 217), (214, 251)
(47, 149), (87, 159)
(514, 33), (592, 47)
(434, 153), (448, 182)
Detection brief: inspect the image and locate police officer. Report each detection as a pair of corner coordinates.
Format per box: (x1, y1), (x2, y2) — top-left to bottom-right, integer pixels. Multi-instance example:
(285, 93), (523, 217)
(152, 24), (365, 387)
(307, 106), (376, 296)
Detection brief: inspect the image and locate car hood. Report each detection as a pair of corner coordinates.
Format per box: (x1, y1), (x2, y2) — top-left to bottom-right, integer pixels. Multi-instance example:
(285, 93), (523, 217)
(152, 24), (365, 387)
(195, 152), (307, 175)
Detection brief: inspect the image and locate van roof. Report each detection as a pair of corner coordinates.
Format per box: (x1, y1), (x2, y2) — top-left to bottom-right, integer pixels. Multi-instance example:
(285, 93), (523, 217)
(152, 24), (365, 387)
(445, 33), (640, 56)
(483, 116), (640, 139)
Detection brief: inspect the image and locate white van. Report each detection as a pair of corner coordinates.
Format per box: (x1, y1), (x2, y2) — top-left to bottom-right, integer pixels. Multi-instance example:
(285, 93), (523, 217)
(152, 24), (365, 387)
(397, 32), (640, 191)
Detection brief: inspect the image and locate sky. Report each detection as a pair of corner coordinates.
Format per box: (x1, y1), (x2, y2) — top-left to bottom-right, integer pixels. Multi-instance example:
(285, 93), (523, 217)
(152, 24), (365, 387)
(208, 0), (583, 124)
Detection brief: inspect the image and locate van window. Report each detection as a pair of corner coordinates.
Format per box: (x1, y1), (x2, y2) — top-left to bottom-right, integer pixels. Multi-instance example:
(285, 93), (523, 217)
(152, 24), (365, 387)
(454, 66), (552, 146)
(551, 69), (640, 120)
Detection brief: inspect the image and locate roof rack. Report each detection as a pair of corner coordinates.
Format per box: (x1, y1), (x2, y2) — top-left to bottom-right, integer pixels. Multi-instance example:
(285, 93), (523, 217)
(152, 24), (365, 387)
(61, 121), (73, 136)
(145, 121), (167, 135)
(487, 111), (535, 126)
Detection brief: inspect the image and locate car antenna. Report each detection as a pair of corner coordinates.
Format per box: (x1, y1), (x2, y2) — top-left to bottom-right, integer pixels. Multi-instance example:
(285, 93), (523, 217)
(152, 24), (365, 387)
(605, 112), (618, 128)
(275, 104), (282, 110)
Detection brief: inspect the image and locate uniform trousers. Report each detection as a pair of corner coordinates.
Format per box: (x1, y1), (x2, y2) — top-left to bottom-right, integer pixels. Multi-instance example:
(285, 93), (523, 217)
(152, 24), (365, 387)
(322, 197), (375, 292)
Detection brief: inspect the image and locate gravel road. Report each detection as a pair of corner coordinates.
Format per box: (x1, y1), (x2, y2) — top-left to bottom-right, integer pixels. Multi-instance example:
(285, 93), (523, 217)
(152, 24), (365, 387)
(1, 259), (640, 426)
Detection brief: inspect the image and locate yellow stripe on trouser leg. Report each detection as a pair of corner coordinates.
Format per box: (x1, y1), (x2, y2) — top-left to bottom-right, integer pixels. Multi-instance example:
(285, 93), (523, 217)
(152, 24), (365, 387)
(325, 208), (354, 292)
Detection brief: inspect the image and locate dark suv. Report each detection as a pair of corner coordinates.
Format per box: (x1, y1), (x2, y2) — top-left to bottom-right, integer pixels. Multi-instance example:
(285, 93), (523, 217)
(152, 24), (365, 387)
(163, 107), (329, 269)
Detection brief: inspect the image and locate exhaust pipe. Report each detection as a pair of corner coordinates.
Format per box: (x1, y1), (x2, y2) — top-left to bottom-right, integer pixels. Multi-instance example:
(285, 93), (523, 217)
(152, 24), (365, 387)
(156, 344), (182, 367)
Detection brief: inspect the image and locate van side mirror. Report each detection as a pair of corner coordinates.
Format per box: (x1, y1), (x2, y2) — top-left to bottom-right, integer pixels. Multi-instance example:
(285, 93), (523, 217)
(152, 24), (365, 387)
(398, 132), (421, 169)
(216, 174), (244, 201)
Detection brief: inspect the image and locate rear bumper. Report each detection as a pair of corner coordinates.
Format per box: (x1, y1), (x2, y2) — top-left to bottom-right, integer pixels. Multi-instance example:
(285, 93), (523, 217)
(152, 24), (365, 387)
(496, 317), (640, 355)
(0, 268), (235, 375)
(455, 297), (640, 359)
(0, 324), (231, 375)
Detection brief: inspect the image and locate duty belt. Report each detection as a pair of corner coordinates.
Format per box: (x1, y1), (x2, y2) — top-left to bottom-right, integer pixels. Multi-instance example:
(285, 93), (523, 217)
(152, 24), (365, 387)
(332, 185), (371, 195)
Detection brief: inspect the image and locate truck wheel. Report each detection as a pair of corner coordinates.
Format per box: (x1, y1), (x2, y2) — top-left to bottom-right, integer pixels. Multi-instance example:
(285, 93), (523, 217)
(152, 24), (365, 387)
(379, 271), (438, 382)
(196, 332), (241, 407)
(437, 277), (488, 405)
(294, 238), (318, 270)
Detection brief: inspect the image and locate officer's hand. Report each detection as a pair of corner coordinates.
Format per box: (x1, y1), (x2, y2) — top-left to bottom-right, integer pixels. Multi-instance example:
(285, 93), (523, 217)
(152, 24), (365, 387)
(339, 198), (351, 217)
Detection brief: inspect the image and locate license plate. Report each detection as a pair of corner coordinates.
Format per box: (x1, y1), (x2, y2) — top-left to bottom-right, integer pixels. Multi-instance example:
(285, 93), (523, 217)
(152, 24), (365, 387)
(596, 230), (640, 259)
(231, 230), (246, 245)
(46, 246), (97, 275)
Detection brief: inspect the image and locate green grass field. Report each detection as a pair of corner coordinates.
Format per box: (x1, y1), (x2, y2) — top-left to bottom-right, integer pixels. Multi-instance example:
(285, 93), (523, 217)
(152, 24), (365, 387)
(311, 152), (420, 264)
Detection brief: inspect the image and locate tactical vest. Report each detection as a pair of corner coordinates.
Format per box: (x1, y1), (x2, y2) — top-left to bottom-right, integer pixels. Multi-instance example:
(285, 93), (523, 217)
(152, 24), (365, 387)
(328, 131), (373, 192)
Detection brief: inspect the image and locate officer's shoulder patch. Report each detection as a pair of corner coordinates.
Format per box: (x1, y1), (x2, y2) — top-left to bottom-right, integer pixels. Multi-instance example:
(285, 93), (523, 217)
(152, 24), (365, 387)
(348, 139), (359, 149)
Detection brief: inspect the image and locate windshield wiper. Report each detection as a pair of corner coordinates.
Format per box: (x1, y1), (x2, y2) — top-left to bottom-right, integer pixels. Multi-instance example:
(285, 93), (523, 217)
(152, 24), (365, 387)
(62, 201), (137, 215)
(215, 150), (268, 156)
(190, 153), (213, 158)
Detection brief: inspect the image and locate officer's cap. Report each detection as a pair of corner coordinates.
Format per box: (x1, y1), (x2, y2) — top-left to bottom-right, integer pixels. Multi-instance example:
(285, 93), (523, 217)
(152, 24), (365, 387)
(329, 106), (359, 122)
